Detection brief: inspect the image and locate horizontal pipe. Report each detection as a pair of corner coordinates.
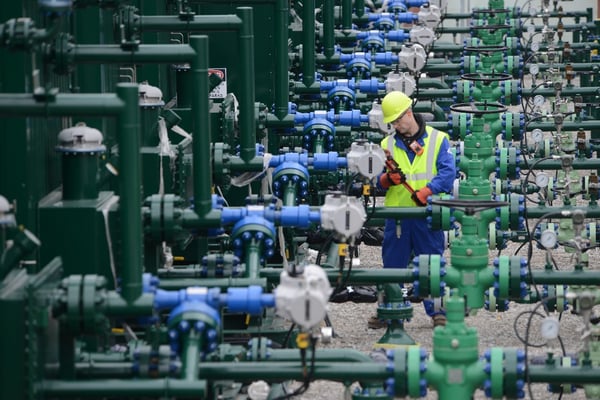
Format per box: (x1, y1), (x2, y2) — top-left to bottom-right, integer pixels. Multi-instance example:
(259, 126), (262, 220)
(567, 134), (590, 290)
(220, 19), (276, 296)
(260, 268), (415, 285)
(157, 277), (267, 290)
(528, 365), (600, 384)
(41, 379), (206, 398)
(73, 45), (196, 64)
(522, 158), (600, 171)
(196, 362), (389, 381)
(529, 270), (600, 285)
(140, 15), (242, 31)
(0, 94), (123, 116)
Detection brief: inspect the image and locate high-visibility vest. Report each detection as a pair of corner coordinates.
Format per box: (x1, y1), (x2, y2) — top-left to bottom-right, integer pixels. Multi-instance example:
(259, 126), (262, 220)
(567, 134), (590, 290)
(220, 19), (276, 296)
(381, 126), (447, 207)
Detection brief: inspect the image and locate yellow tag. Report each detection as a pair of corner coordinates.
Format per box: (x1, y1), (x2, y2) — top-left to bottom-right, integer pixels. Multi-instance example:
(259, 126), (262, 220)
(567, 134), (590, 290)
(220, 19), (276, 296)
(363, 184), (371, 195)
(245, 314), (251, 325)
(296, 332), (310, 349)
(338, 244), (348, 257)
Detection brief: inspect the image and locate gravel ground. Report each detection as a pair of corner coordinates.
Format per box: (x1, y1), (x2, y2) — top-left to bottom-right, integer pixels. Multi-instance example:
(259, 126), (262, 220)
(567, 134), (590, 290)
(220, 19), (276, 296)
(288, 233), (599, 400)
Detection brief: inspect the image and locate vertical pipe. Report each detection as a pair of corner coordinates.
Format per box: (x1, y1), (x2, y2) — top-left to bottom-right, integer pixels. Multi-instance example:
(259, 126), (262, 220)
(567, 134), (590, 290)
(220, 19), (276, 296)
(323, 0), (335, 58)
(275, 0), (290, 119)
(116, 83), (143, 304)
(245, 241), (262, 279)
(238, 7), (256, 163)
(189, 36), (212, 217)
(283, 184), (297, 207)
(303, 0), (316, 88)
(182, 332), (201, 381)
(342, 0), (352, 29)
(355, 0), (365, 17)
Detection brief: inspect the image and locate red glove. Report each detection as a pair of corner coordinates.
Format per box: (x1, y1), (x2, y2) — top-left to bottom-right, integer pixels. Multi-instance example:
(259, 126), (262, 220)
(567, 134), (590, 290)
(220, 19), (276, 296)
(379, 170), (406, 189)
(411, 186), (432, 206)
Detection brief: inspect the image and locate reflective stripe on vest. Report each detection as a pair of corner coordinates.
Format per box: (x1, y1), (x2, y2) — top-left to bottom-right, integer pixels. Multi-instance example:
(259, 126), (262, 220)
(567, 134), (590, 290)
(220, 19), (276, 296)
(382, 126), (447, 207)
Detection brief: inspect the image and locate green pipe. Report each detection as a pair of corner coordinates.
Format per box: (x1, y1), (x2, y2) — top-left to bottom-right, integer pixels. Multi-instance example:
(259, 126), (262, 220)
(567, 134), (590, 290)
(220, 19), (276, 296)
(303, 0), (316, 88)
(530, 270), (600, 285)
(274, 0), (290, 119)
(283, 182), (297, 206)
(525, 205), (600, 218)
(139, 15), (242, 31)
(196, 362), (389, 381)
(414, 101), (447, 121)
(182, 331), (201, 381)
(522, 85), (600, 97)
(527, 121), (600, 131)
(342, 0), (352, 29)
(416, 89), (454, 101)
(244, 242), (262, 279)
(189, 36), (212, 217)
(528, 365), (600, 384)
(355, 0), (365, 17)
(323, 0), (335, 58)
(41, 379), (206, 398)
(238, 7), (256, 163)
(366, 207), (428, 219)
(260, 267), (414, 285)
(157, 278), (267, 290)
(73, 45), (196, 64)
(104, 292), (154, 316)
(267, 348), (373, 363)
(116, 84), (143, 304)
(418, 78), (451, 89)
(523, 159), (600, 171)
(0, 94), (123, 116)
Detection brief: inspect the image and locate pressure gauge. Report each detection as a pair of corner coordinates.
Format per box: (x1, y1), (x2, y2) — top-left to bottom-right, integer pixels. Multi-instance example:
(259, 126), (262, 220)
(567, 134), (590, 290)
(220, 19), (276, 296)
(531, 41), (540, 52)
(533, 94), (545, 107)
(535, 172), (550, 188)
(540, 229), (557, 249)
(531, 128), (544, 143)
(540, 316), (560, 340)
(529, 63), (539, 75)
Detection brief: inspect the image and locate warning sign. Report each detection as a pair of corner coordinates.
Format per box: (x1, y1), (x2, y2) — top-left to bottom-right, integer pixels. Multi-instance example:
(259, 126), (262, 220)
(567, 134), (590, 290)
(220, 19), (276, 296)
(208, 68), (227, 99)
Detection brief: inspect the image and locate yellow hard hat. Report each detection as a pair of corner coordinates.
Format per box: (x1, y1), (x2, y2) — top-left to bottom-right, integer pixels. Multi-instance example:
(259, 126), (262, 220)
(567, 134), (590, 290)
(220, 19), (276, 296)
(381, 91), (412, 124)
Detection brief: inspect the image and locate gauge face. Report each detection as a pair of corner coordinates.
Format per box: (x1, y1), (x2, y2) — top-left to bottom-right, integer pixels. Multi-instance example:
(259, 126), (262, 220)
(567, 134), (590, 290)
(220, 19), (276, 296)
(540, 229), (557, 249)
(535, 172), (549, 188)
(531, 42), (540, 53)
(529, 63), (539, 75)
(540, 316), (560, 340)
(531, 128), (543, 143)
(533, 94), (545, 106)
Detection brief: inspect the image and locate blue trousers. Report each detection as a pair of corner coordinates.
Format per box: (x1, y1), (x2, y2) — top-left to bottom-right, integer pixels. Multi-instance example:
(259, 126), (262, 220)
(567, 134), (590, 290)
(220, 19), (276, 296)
(382, 218), (445, 317)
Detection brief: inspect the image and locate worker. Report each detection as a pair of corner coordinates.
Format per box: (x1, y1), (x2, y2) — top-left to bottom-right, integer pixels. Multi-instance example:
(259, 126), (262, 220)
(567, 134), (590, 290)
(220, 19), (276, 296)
(369, 90), (456, 328)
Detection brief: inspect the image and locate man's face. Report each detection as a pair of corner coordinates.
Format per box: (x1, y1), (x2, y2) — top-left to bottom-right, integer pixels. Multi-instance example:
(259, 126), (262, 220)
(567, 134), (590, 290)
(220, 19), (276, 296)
(391, 108), (412, 135)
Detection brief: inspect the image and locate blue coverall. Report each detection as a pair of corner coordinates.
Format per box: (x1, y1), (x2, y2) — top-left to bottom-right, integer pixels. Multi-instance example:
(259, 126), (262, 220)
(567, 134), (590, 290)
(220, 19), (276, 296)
(378, 117), (456, 316)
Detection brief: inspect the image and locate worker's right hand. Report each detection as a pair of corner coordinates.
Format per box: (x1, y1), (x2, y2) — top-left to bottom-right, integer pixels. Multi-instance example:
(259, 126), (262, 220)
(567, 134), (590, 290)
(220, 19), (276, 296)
(379, 170), (406, 189)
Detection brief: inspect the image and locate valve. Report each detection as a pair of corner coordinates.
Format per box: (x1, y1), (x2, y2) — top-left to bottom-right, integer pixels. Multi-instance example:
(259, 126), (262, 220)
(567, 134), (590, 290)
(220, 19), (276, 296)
(398, 44), (427, 74)
(320, 192), (366, 239)
(409, 26), (436, 47)
(417, 4), (441, 29)
(346, 140), (386, 180)
(275, 264), (332, 330)
(385, 71), (416, 96)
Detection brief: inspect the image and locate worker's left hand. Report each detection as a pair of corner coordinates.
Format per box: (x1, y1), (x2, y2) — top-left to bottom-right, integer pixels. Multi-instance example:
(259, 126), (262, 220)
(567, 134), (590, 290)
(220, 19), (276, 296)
(411, 187), (432, 206)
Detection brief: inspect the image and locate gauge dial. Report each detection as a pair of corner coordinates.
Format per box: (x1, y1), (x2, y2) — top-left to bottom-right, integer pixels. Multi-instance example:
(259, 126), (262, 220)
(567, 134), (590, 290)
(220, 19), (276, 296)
(531, 42), (540, 53)
(540, 229), (557, 249)
(529, 63), (539, 75)
(540, 316), (560, 340)
(531, 128), (543, 143)
(535, 172), (549, 188)
(533, 94), (545, 106)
